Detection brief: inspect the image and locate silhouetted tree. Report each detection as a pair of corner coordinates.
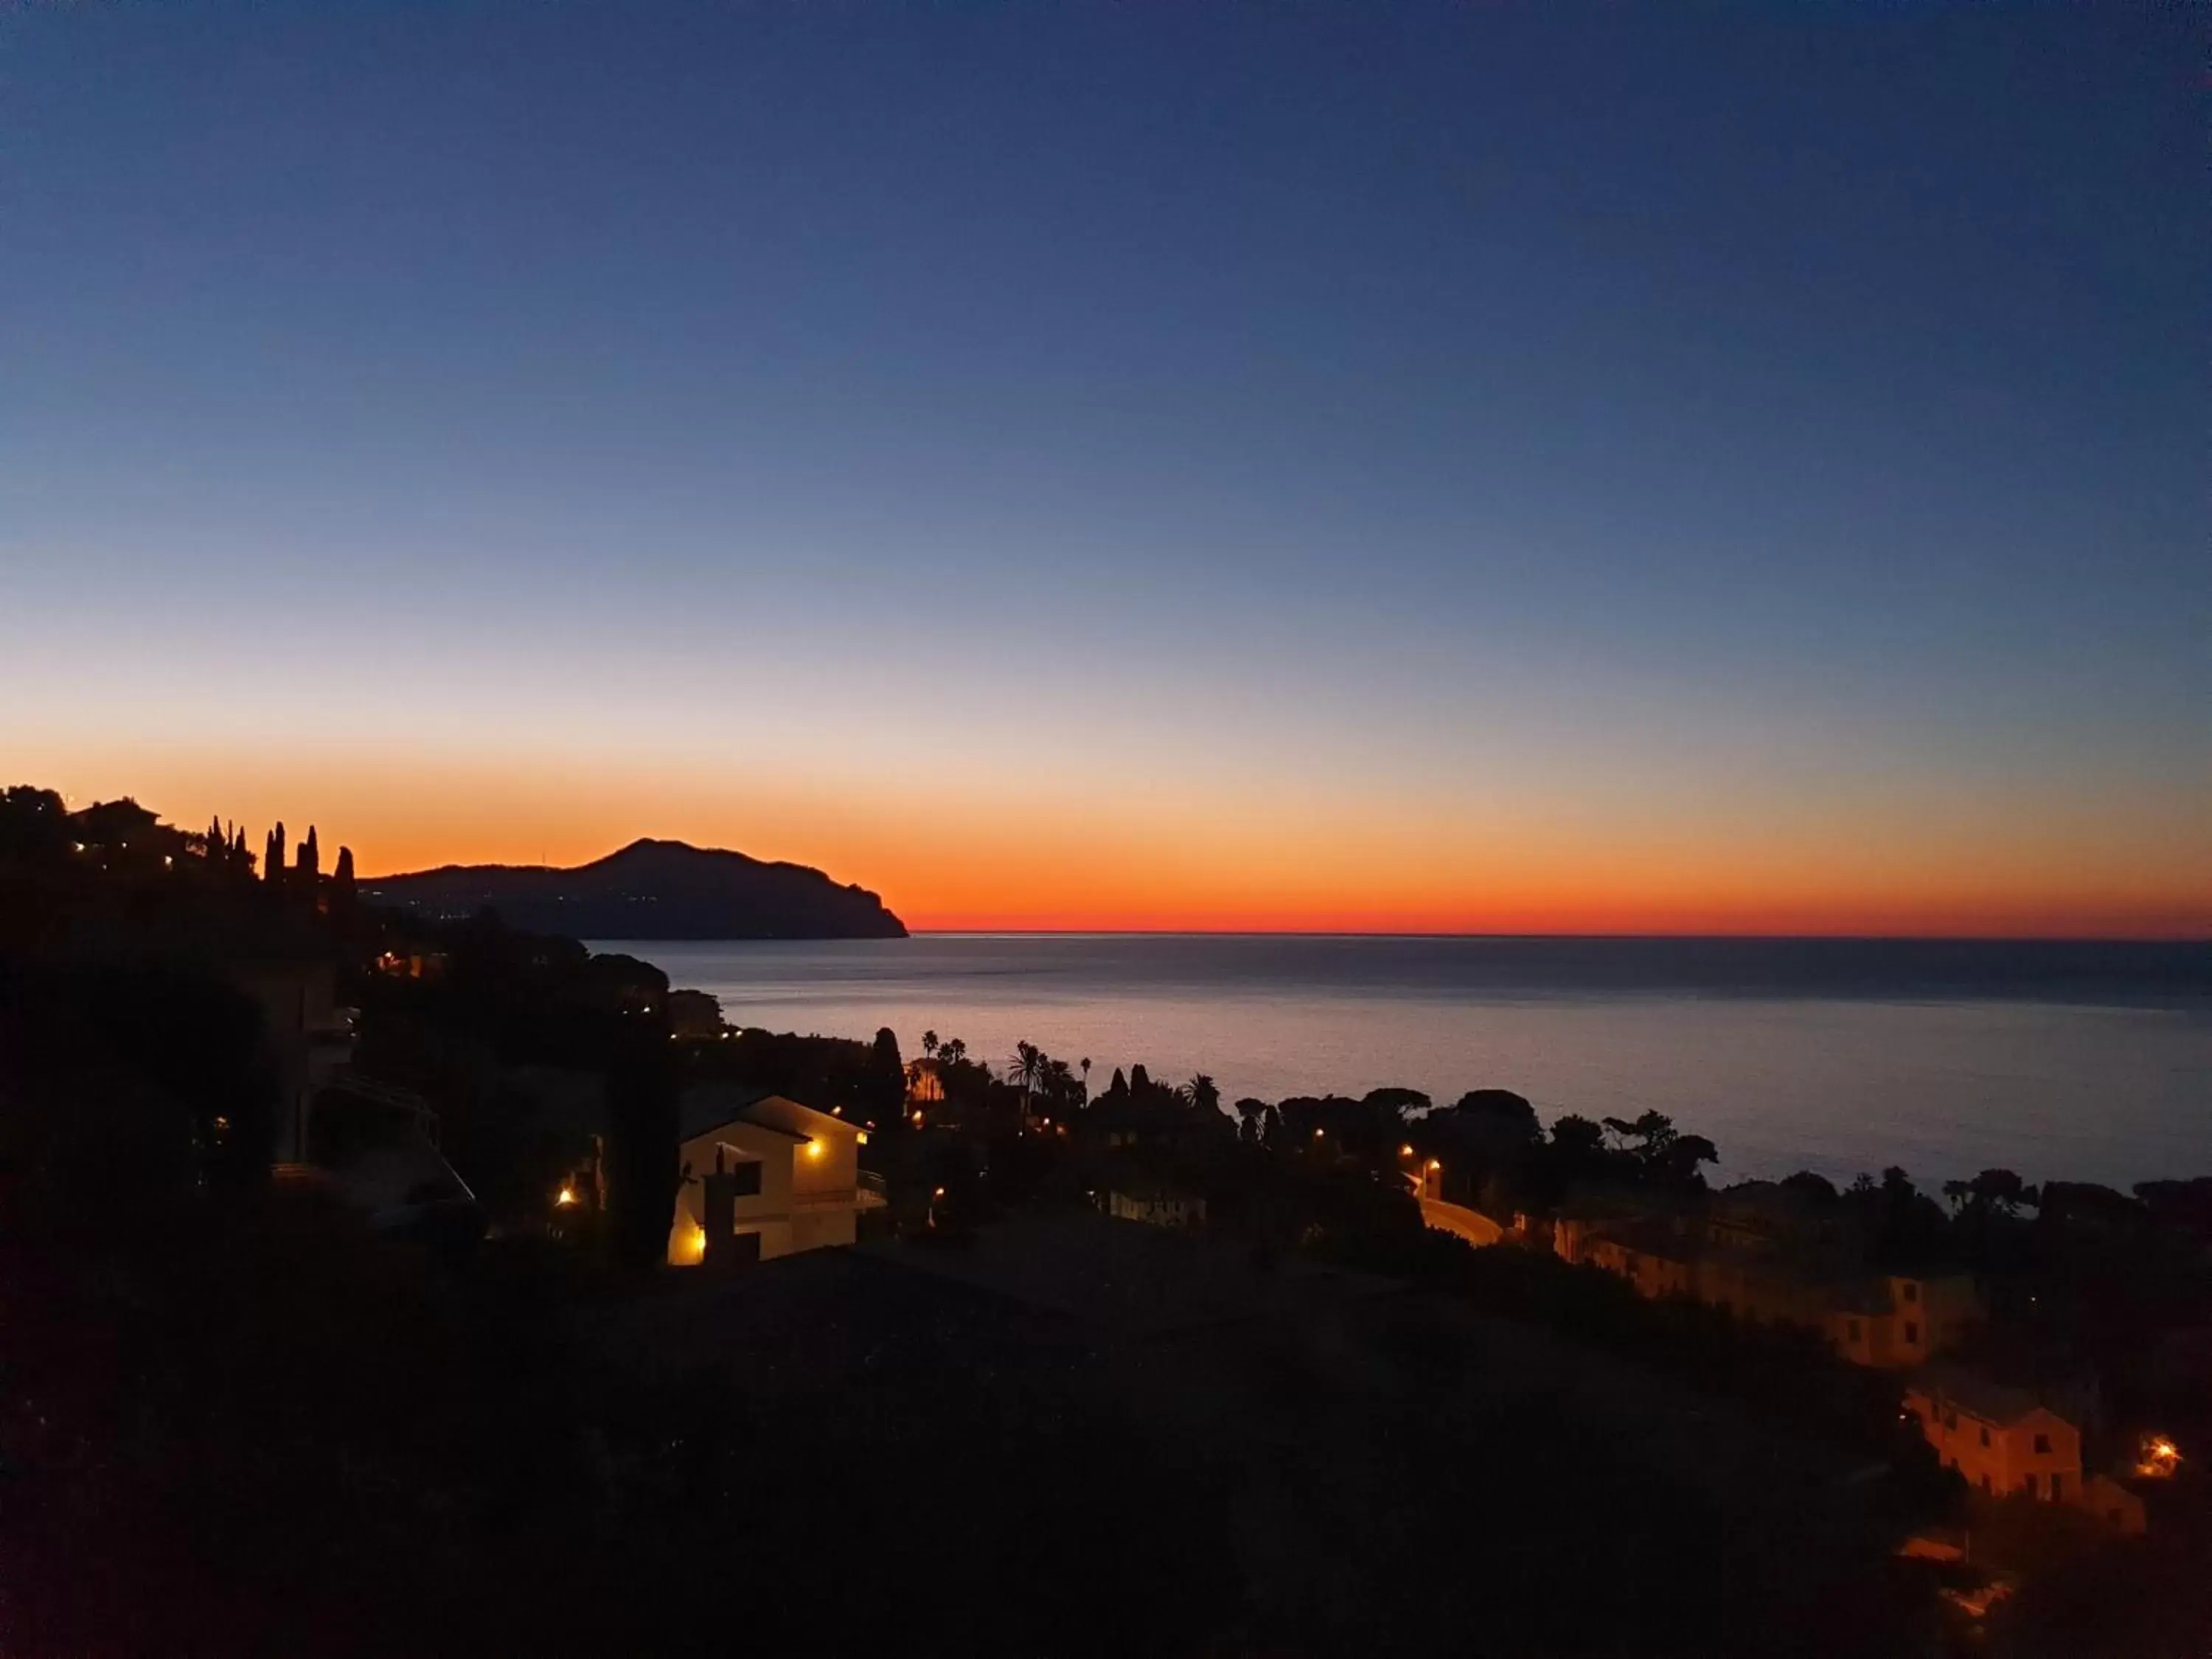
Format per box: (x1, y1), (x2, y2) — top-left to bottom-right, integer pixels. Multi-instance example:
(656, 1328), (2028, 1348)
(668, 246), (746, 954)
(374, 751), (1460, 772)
(1010, 1041), (1047, 1105)
(0, 785), (69, 859)
(869, 1026), (905, 1119)
(296, 824), (320, 882)
(1225, 1099), (1259, 1146)
(265, 823), (285, 889)
(604, 1026), (678, 1271)
(333, 846), (357, 917)
(921, 1029), (939, 1059)
(1781, 1170), (1840, 1206)
(1187, 1074), (1220, 1116)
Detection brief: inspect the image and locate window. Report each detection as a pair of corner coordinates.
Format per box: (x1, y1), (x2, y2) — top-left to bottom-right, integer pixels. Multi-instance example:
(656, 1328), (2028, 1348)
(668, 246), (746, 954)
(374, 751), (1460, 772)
(2049, 1473), (2064, 1501)
(1902, 1282), (1919, 1303)
(2024, 1473), (2039, 1498)
(712, 1150), (763, 1197)
(1979, 1427), (1990, 1448)
(2032, 1433), (2051, 1455)
(1904, 1321), (1919, 1345)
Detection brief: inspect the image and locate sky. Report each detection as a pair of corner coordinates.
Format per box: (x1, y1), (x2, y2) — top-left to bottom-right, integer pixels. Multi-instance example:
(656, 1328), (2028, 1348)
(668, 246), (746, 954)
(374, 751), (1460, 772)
(3, 1), (2206, 934)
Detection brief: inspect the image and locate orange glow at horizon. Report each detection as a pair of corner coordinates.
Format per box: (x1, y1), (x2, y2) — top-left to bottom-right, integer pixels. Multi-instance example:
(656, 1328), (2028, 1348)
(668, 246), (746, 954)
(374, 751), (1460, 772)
(18, 743), (2211, 941)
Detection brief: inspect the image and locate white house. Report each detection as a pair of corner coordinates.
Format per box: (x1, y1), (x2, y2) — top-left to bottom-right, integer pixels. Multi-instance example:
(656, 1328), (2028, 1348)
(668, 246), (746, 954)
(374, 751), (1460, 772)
(667, 1086), (884, 1265)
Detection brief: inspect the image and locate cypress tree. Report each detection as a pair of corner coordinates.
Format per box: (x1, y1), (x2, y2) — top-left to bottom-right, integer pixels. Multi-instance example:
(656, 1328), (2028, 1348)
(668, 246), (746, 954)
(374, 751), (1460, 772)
(266, 823), (286, 889)
(298, 824), (320, 881)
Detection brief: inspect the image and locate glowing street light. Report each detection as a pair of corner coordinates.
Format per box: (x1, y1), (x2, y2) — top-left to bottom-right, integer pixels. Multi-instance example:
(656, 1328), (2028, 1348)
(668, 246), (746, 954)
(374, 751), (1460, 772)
(554, 1185), (577, 1207)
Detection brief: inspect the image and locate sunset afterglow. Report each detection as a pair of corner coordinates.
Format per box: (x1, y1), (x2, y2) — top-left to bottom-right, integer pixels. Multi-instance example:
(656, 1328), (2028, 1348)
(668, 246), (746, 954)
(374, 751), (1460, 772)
(6, 4), (2205, 940)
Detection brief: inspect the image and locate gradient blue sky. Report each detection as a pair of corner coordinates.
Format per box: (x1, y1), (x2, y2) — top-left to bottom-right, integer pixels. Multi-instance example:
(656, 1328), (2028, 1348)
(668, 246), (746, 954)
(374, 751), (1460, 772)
(4, 1), (2206, 931)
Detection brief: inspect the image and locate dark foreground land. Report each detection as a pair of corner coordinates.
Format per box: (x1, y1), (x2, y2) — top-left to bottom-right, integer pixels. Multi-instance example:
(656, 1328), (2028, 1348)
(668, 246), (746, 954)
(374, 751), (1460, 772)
(3, 785), (2208, 1656)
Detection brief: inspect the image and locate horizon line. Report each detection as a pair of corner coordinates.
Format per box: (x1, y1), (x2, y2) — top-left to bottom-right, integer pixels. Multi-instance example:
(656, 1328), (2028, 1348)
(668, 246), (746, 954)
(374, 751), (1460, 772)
(801, 929), (2212, 946)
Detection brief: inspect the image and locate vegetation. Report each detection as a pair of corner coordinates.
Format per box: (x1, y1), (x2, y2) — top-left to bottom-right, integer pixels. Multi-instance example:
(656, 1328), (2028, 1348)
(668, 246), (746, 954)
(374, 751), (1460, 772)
(4, 782), (2206, 1655)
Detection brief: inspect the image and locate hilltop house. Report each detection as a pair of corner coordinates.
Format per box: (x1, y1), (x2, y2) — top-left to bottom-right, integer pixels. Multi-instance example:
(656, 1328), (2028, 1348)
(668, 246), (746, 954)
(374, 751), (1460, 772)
(1554, 1182), (1980, 1368)
(668, 1085), (886, 1265)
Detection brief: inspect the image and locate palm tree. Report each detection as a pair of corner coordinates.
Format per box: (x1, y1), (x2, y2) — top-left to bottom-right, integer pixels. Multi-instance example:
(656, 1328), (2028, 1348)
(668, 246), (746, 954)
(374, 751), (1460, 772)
(1009, 1041), (1047, 1105)
(922, 1030), (939, 1059)
(1186, 1074), (1220, 1116)
(1941, 1179), (1970, 1213)
(1044, 1057), (1074, 1108)
(942, 1037), (967, 1065)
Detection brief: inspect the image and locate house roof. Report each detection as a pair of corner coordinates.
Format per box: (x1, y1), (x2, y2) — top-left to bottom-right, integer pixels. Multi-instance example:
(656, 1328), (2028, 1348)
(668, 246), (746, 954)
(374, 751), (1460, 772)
(1911, 1361), (2091, 1429)
(679, 1084), (782, 1142)
(677, 1085), (864, 1145)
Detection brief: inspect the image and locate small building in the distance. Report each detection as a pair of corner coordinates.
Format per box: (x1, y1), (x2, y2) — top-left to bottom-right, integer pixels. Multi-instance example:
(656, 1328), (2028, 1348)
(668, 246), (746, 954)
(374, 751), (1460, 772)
(1554, 1181), (1981, 1370)
(1108, 1183), (1207, 1231)
(668, 1085), (886, 1265)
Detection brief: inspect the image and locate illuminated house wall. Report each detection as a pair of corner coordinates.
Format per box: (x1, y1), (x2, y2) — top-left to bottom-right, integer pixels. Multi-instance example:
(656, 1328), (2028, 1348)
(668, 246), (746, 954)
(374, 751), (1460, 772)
(667, 1089), (876, 1265)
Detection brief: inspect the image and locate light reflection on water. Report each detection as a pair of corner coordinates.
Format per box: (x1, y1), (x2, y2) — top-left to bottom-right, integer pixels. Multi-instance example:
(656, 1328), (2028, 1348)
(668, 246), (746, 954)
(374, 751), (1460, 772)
(599, 936), (2211, 1191)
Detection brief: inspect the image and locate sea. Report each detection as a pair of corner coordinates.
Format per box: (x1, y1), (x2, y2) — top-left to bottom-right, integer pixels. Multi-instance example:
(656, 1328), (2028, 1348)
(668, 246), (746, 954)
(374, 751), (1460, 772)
(593, 935), (2212, 1193)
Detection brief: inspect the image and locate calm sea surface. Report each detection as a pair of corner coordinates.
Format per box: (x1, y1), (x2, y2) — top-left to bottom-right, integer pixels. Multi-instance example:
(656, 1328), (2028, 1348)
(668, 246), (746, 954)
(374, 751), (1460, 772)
(595, 936), (2212, 1192)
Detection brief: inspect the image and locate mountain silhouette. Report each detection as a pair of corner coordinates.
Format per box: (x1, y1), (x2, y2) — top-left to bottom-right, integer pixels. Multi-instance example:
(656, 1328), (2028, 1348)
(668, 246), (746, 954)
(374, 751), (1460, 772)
(361, 838), (907, 939)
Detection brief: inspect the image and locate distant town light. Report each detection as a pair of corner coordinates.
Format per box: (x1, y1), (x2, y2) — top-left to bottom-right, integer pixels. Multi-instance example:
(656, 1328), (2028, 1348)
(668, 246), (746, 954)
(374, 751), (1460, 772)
(933, 1186), (946, 1199)
(912, 1110), (925, 1126)
(1427, 1158), (1442, 1172)
(1400, 1144), (1414, 1158)
(555, 1186), (577, 1207)
(1313, 1127), (1325, 1139)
